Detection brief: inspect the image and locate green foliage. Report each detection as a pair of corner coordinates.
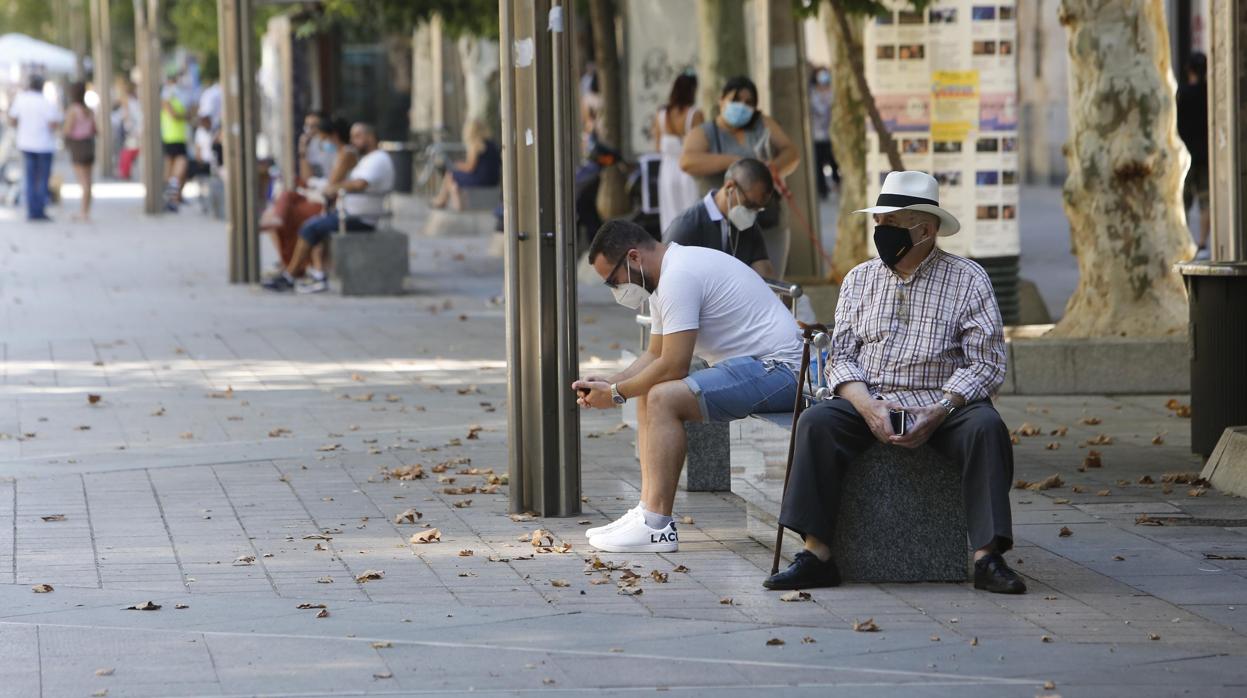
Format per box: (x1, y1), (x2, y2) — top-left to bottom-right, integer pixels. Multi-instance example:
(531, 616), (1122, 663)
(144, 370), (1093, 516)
(304, 0), (498, 40)
(163, 0), (282, 80)
(0, 1), (57, 43)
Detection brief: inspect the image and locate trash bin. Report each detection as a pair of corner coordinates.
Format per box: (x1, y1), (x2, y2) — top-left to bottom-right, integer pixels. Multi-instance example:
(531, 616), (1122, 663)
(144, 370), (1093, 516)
(379, 141), (415, 194)
(1175, 261), (1247, 457)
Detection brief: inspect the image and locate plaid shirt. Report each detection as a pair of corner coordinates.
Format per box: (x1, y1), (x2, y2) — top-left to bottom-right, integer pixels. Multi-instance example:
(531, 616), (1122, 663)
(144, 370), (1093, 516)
(828, 248), (1007, 408)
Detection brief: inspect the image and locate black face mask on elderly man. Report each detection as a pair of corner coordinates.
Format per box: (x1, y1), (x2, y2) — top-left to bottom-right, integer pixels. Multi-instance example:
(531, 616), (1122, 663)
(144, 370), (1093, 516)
(873, 222), (931, 271)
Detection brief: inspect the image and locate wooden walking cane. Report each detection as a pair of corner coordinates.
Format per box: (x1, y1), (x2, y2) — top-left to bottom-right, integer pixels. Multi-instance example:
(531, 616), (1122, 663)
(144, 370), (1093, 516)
(771, 322), (827, 575)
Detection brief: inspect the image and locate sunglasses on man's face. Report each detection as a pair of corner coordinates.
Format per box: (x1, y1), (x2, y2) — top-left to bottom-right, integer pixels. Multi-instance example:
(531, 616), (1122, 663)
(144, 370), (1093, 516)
(604, 255), (629, 289)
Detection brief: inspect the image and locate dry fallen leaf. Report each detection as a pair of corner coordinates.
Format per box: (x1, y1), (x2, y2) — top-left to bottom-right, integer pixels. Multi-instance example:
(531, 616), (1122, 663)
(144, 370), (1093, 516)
(41, 514), (66, 522)
(317, 443), (341, 452)
(550, 579), (570, 588)
(617, 585), (643, 596)
(410, 529), (441, 544)
(1113, 555), (1125, 561)
(123, 601), (161, 611)
(466, 425), (483, 440)
(453, 499), (473, 509)
(1081, 416), (1102, 425)
(852, 618), (879, 632)
(316, 577), (333, 584)
(393, 508), (423, 524)
(94, 668), (114, 677)
(1085, 434), (1114, 446)
(1162, 472), (1205, 485)
(530, 529), (555, 548)
(719, 597), (734, 605)
(1044, 680), (1056, 690)
(1050, 426), (1069, 437)
(1045, 442), (1060, 450)
(680, 515), (694, 525)
(1138, 475), (1155, 484)
(766, 638), (785, 646)
(1188, 487), (1207, 497)
(1015, 423), (1042, 437)
(970, 637), (979, 646)
(32, 584), (53, 593)
(316, 608), (330, 618)
(1135, 514), (1165, 527)
(1018, 474), (1063, 491)
(1097, 489), (1111, 497)
(1058, 526), (1073, 538)
(268, 427), (291, 438)
(87, 394), (102, 405)
(1149, 632), (1161, 641)
(1152, 434), (1165, 445)
(233, 555), (256, 566)
(354, 569), (385, 583)
(780, 590), (811, 602)
(1041, 635), (1052, 643)
(371, 641), (392, 649)
(650, 570), (669, 583)
(589, 577), (610, 585)
(1083, 450), (1103, 468)
(458, 549), (474, 557)
(673, 565), (690, 573)
(296, 603), (326, 609)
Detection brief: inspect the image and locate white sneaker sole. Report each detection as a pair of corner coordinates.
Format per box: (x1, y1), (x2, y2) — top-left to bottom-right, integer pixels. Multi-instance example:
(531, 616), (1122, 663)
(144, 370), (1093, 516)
(588, 537), (678, 554)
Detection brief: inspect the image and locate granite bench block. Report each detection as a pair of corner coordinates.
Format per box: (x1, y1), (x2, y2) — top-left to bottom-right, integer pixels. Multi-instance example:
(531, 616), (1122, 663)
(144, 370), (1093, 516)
(420, 209), (496, 237)
(685, 421), (731, 492)
(831, 443), (970, 583)
(331, 230), (409, 296)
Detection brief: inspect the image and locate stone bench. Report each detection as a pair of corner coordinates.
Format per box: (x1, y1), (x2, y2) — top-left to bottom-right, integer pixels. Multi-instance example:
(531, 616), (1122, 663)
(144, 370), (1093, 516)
(752, 411), (970, 583)
(330, 229), (410, 296)
(420, 186), (500, 238)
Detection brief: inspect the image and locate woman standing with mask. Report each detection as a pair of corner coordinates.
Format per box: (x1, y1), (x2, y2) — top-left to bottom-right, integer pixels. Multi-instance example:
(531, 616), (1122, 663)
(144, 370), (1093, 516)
(652, 72), (703, 232)
(679, 76), (800, 275)
(809, 66), (839, 199)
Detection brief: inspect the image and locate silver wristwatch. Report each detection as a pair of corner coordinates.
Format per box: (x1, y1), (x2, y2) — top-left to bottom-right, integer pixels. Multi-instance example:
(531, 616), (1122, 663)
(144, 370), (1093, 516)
(938, 397), (957, 416)
(610, 383), (626, 405)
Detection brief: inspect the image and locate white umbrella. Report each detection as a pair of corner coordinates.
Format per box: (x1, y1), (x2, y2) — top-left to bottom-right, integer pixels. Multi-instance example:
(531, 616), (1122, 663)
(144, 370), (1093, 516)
(0, 33), (78, 78)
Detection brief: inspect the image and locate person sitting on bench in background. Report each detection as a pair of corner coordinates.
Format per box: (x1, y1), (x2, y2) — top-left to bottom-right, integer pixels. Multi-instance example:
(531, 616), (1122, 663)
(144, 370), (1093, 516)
(264, 122), (393, 294)
(573, 220), (802, 553)
(764, 171), (1025, 595)
(430, 117), (501, 211)
(663, 157), (776, 278)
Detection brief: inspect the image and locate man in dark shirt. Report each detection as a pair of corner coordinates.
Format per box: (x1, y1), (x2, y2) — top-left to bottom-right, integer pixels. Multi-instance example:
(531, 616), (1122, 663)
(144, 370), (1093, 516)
(664, 158), (776, 278)
(1176, 52), (1209, 257)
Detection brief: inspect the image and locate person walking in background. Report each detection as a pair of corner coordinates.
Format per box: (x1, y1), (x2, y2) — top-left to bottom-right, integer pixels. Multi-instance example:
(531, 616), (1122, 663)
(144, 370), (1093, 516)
(115, 78), (142, 180)
(680, 75), (800, 276)
(63, 82), (97, 222)
(430, 117), (501, 210)
(809, 65), (839, 199)
(6, 74), (61, 221)
(653, 71), (703, 231)
(1176, 51), (1209, 259)
(161, 73), (190, 209)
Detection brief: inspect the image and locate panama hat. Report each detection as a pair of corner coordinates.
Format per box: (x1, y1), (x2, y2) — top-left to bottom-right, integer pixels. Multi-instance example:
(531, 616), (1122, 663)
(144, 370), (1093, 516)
(853, 170), (961, 236)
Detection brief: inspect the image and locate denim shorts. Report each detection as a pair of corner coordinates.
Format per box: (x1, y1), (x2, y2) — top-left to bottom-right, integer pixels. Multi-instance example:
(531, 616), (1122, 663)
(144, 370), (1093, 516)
(683, 356), (800, 423)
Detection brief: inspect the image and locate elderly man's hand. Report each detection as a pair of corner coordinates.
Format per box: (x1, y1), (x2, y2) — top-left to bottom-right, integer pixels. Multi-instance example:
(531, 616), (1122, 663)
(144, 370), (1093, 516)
(889, 403), (948, 449)
(855, 399), (897, 444)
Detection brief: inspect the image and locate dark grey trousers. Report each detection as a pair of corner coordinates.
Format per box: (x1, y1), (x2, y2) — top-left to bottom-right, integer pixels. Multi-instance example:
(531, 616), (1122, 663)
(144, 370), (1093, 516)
(778, 398), (1015, 553)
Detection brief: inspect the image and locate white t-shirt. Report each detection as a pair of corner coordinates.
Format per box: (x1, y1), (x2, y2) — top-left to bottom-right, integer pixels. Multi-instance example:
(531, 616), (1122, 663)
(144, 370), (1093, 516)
(649, 243), (803, 370)
(7, 90), (62, 153)
(343, 149), (395, 225)
(197, 83), (222, 128)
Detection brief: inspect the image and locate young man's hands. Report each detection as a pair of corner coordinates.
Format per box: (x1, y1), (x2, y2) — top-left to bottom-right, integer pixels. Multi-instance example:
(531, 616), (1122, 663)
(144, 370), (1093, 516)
(571, 376), (613, 409)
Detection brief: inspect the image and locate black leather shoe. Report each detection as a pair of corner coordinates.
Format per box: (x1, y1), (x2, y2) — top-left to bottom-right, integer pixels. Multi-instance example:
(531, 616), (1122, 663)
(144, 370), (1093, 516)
(763, 550), (841, 590)
(974, 553), (1027, 594)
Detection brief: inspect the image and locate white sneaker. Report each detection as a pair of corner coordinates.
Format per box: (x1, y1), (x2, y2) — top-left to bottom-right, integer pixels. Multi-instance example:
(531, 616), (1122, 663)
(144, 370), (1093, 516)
(589, 516), (678, 553)
(584, 505), (642, 539)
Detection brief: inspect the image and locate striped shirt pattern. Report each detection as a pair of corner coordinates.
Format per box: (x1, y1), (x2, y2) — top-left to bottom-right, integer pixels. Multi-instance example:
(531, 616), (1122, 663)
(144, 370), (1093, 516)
(828, 248), (1007, 408)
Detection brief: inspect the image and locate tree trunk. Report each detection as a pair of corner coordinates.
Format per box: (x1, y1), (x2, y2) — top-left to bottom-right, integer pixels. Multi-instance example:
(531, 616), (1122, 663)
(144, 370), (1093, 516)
(1049, 0), (1192, 337)
(827, 0), (903, 172)
(589, 0), (629, 219)
(696, 0), (749, 120)
(456, 36), (500, 137)
(824, 7), (869, 282)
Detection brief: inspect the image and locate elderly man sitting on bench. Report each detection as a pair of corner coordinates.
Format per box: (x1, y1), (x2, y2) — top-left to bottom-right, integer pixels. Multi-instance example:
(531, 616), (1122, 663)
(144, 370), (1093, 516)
(573, 219), (803, 554)
(764, 171), (1025, 595)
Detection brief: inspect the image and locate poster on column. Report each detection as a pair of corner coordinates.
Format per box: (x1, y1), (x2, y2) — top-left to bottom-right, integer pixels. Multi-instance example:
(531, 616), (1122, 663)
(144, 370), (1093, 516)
(863, 0), (1019, 260)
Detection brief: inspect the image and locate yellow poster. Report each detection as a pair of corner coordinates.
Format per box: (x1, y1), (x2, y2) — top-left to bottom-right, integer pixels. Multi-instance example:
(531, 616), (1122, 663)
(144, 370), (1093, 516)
(931, 70), (980, 142)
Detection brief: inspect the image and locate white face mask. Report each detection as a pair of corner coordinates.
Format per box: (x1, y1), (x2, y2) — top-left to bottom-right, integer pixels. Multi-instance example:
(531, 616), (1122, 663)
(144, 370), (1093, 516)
(610, 258), (650, 310)
(727, 187), (758, 230)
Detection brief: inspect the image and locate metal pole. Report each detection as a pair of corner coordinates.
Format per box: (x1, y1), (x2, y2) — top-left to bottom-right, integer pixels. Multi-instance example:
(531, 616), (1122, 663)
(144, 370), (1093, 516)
(500, 0), (581, 517)
(1209, 0), (1247, 261)
(89, 0), (115, 178)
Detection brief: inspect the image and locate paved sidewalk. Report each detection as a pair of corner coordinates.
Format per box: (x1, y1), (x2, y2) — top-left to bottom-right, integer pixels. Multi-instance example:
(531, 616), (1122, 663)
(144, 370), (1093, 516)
(0, 187), (1243, 697)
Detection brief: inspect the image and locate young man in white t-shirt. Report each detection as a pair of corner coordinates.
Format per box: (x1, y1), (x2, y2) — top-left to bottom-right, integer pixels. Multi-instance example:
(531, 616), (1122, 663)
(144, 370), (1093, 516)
(6, 75), (62, 221)
(263, 122), (394, 293)
(574, 220), (803, 553)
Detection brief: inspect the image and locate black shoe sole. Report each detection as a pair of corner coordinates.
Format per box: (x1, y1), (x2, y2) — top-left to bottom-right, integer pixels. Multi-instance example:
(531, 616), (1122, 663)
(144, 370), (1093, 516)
(974, 579), (1028, 594)
(763, 576), (841, 591)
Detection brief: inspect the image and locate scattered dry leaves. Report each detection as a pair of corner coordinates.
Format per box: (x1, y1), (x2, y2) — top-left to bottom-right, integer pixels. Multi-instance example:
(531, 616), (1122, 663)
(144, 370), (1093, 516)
(852, 618), (879, 632)
(649, 570), (669, 584)
(1085, 434), (1114, 446)
(1015, 423), (1042, 437)
(1016, 474), (1063, 491)
(393, 508), (423, 524)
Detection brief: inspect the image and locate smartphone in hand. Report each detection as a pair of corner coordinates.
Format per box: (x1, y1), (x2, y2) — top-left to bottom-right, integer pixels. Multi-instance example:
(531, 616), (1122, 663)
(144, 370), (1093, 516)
(889, 409), (907, 436)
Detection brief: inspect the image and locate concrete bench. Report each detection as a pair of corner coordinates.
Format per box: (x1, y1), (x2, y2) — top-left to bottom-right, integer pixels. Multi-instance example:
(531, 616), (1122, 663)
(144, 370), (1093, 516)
(420, 186), (500, 238)
(752, 412), (970, 582)
(330, 229), (410, 296)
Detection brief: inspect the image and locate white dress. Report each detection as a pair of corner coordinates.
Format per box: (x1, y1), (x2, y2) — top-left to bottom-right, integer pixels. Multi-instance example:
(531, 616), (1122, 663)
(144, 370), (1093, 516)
(657, 107), (701, 233)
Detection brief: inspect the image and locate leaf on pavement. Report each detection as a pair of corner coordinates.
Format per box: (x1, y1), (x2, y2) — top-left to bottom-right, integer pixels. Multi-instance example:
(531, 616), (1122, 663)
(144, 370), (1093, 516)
(530, 529), (555, 548)
(233, 555), (256, 566)
(458, 549), (474, 557)
(1135, 514), (1164, 526)
(780, 591), (811, 602)
(315, 608), (329, 618)
(123, 601), (161, 611)
(94, 668), (114, 677)
(1049, 426), (1068, 436)
(1058, 526), (1073, 537)
(680, 515), (694, 525)
(550, 579), (570, 587)
(1083, 450), (1103, 468)
(371, 641), (392, 649)
(453, 499), (473, 509)
(1152, 434), (1165, 445)
(87, 394), (102, 405)
(719, 597), (734, 605)
(268, 428), (291, 438)
(394, 508), (423, 524)
(673, 565), (690, 573)
(801, 636), (816, 644)
(466, 425), (483, 440)
(1015, 423), (1041, 436)
(1084, 434), (1114, 446)
(650, 570), (669, 583)
(296, 603), (326, 609)
(316, 576), (333, 584)
(1097, 489), (1111, 496)
(617, 585), (643, 596)
(410, 529), (441, 544)
(31, 584), (53, 593)
(1138, 475), (1155, 484)
(40, 514), (66, 522)
(765, 638), (785, 646)
(852, 618), (879, 632)
(317, 443), (341, 452)
(355, 569), (385, 582)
